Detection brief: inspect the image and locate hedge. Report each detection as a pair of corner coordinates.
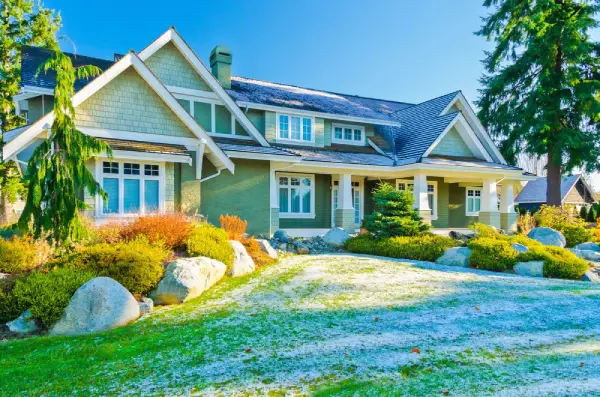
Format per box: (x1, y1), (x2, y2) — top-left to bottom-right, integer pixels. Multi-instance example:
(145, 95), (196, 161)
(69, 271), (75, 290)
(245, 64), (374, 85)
(345, 234), (457, 262)
(186, 224), (234, 268)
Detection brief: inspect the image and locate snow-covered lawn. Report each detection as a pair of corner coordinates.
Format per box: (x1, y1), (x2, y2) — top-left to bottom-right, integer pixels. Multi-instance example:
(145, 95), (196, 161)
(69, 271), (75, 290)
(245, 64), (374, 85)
(2, 254), (600, 396)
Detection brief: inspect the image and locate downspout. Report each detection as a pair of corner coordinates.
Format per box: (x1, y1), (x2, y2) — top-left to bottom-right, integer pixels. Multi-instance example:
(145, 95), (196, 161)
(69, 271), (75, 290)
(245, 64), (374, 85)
(199, 167), (222, 183)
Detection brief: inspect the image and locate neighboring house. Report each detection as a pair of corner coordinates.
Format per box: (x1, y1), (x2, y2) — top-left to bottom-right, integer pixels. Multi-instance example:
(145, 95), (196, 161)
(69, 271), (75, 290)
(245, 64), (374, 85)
(515, 174), (597, 213)
(3, 28), (534, 236)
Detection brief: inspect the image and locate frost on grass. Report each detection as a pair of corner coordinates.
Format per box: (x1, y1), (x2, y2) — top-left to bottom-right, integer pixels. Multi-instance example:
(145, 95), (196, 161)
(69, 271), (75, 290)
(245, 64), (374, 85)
(4, 254), (600, 396)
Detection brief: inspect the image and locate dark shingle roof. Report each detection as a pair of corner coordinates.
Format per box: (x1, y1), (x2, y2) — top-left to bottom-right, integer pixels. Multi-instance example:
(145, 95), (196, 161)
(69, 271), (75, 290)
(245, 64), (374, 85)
(100, 138), (189, 156)
(515, 175), (582, 203)
(227, 76), (412, 121)
(275, 146), (395, 166)
(21, 45), (114, 92)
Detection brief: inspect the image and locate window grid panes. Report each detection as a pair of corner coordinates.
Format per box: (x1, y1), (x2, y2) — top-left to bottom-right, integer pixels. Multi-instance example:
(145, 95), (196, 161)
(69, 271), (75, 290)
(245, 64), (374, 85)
(278, 114), (312, 142)
(101, 161), (161, 216)
(467, 189), (482, 215)
(278, 174), (313, 216)
(124, 163), (140, 175)
(103, 162), (119, 174)
(332, 124), (365, 145)
(144, 164), (159, 176)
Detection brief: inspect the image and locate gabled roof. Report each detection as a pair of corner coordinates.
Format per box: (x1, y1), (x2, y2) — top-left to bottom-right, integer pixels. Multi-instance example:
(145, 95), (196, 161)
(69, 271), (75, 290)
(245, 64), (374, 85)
(515, 175), (595, 204)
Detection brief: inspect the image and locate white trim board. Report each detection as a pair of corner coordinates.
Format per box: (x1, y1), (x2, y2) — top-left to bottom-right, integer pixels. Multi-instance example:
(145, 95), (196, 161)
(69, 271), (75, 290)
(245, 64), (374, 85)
(3, 52), (234, 173)
(137, 28), (270, 147)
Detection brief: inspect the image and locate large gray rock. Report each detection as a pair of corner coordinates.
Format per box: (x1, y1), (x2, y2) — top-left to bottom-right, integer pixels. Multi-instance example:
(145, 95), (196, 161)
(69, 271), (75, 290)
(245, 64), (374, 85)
(7, 309), (39, 334)
(570, 249), (600, 262)
(273, 230), (291, 243)
(582, 269), (600, 283)
(511, 243), (529, 254)
(294, 242), (309, 255)
(51, 277), (140, 335)
(574, 242), (600, 252)
(228, 240), (256, 277)
(527, 227), (566, 248)
(139, 297), (154, 314)
(449, 230), (473, 243)
(323, 228), (350, 248)
(151, 257), (226, 305)
(514, 261), (545, 278)
(435, 247), (472, 267)
(256, 239), (277, 259)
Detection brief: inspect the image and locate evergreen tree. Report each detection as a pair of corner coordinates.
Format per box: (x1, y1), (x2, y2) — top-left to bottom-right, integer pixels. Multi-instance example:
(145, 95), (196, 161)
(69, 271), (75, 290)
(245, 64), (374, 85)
(19, 47), (110, 242)
(0, 0), (60, 221)
(477, 0), (600, 206)
(586, 205), (596, 222)
(579, 205), (588, 219)
(362, 182), (430, 238)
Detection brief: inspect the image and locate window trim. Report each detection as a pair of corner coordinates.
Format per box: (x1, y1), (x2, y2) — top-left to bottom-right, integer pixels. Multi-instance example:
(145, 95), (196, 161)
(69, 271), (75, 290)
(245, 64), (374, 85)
(465, 186), (482, 217)
(331, 178), (364, 227)
(396, 179), (438, 220)
(276, 113), (315, 144)
(95, 158), (166, 217)
(331, 123), (366, 146)
(277, 172), (316, 219)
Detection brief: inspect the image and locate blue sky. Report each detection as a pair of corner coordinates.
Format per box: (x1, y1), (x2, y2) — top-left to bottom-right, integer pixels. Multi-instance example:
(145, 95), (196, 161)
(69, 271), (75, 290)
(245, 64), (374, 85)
(45, 0), (491, 105)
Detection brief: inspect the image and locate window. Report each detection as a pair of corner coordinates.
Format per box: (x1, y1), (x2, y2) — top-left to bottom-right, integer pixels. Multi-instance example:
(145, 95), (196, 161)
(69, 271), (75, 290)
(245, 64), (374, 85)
(278, 173), (315, 218)
(175, 97), (249, 138)
(277, 114), (313, 143)
(396, 179), (437, 220)
(332, 123), (365, 146)
(331, 180), (363, 226)
(466, 187), (482, 216)
(100, 160), (162, 216)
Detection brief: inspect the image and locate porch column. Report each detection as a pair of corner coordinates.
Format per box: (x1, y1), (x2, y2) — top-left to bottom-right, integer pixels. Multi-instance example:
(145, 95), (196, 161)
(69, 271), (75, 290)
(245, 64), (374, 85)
(500, 181), (517, 233)
(335, 173), (355, 233)
(269, 164), (280, 236)
(478, 178), (501, 228)
(413, 174), (432, 225)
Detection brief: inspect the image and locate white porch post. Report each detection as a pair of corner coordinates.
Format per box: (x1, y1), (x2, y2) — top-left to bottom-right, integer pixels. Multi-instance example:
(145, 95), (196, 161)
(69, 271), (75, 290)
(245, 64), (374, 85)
(269, 163), (280, 236)
(478, 178), (501, 228)
(413, 174), (432, 225)
(335, 173), (355, 232)
(500, 181), (517, 232)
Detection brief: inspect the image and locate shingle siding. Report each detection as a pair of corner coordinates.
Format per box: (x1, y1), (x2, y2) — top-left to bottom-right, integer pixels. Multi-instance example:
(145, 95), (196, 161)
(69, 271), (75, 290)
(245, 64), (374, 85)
(165, 163), (175, 212)
(75, 68), (195, 138)
(430, 127), (474, 158)
(144, 42), (212, 91)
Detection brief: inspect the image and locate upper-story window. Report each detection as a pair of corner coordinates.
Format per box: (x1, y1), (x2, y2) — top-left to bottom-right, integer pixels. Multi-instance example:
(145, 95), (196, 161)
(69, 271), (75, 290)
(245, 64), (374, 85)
(331, 123), (365, 146)
(277, 114), (313, 143)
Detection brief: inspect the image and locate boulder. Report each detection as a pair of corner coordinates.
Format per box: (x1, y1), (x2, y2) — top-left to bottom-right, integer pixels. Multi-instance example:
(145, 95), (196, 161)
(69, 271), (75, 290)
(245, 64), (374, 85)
(256, 239), (277, 259)
(582, 269), (600, 283)
(139, 297), (154, 314)
(574, 242), (600, 252)
(570, 249), (600, 262)
(7, 309), (40, 334)
(511, 243), (529, 254)
(435, 247), (472, 267)
(228, 240), (256, 277)
(527, 227), (566, 248)
(449, 230), (473, 243)
(294, 242), (310, 255)
(151, 257), (226, 305)
(273, 230), (291, 243)
(278, 243), (288, 251)
(514, 261), (545, 278)
(51, 277), (140, 336)
(323, 228), (351, 248)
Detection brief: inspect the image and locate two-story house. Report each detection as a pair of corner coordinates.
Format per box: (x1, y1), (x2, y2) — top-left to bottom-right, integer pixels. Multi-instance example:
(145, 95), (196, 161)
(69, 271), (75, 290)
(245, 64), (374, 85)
(3, 28), (533, 236)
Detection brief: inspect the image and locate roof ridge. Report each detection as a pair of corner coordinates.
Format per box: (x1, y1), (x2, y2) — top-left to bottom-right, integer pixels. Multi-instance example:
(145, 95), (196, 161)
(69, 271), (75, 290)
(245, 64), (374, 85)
(391, 90), (461, 117)
(231, 75), (415, 106)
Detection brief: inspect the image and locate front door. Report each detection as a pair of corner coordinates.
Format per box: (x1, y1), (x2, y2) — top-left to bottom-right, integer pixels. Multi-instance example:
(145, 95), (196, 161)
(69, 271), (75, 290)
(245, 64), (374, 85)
(331, 179), (363, 228)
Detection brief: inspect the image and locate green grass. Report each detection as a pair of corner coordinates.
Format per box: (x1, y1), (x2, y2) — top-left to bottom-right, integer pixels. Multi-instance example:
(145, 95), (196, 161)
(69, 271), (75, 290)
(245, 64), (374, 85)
(1, 254), (600, 396)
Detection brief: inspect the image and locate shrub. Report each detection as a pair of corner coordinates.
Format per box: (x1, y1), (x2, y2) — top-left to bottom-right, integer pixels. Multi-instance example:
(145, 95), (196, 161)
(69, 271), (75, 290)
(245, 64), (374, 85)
(186, 224), (234, 268)
(362, 182), (430, 238)
(0, 275), (23, 323)
(516, 213), (536, 235)
(469, 222), (500, 238)
(220, 214), (247, 241)
(518, 246), (589, 280)
(468, 237), (519, 271)
(10, 267), (96, 328)
(580, 206), (589, 220)
(49, 238), (168, 295)
(535, 205), (592, 247)
(0, 236), (53, 274)
(586, 206), (597, 223)
(242, 237), (276, 267)
(345, 234), (457, 262)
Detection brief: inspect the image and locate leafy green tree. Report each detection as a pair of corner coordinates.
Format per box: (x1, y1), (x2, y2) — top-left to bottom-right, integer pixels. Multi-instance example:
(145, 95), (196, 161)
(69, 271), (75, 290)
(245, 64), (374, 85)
(19, 47), (111, 242)
(477, 0), (600, 206)
(579, 205), (588, 219)
(362, 182), (430, 238)
(0, 0), (60, 221)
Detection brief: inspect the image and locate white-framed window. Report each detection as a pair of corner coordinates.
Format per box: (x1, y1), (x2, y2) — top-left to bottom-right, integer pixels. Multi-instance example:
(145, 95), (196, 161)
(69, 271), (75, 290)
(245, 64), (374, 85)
(277, 113), (314, 143)
(277, 173), (315, 218)
(396, 179), (438, 220)
(466, 187), (482, 216)
(332, 123), (365, 146)
(332, 179), (364, 226)
(99, 160), (164, 216)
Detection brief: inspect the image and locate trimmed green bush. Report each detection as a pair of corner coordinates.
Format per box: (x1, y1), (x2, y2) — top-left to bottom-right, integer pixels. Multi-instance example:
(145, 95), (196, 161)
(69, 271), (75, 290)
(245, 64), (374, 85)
(0, 275), (23, 323)
(586, 206), (597, 223)
(518, 246), (589, 280)
(468, 237), (519, 271)
(535, 205), (592, 246)
(345, 234), (457, 262)
(0, 236), (53, 274)
(49, 238), (167, 295)
(10, 268), (96, 328)
(580, 206), (589, 220)
(186, 224), (234, 268)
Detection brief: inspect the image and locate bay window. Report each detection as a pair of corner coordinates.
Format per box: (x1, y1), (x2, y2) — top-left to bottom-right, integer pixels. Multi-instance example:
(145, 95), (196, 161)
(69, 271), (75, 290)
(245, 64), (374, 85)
(278, 173), (315, 218)
(278, 113), (313, 143)
(332, 123), (365, 146)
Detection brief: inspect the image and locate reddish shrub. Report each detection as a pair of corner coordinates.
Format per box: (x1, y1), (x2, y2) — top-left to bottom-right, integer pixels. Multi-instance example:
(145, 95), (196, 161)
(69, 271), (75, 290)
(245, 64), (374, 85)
(219, 214), (247, 241)
(242, 237), (276, 268)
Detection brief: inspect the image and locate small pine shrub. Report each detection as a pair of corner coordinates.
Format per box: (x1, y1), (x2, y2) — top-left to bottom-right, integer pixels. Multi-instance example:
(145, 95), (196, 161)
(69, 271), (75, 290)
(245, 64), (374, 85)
(49, 238), (168, 295)
(0, 236), (53, 274)
(345, 234), (457, 262)
(362, 182), (429, 238)
(186, 224), (234, 268)
(586, 206), (597, 223)
(10, 267), (96, 328)
(535, 205), (592, 247)
(219, 214), (247, 241)
(242, 237), (276, 267)
(468, 237), (519, 271)
(518, 246), (589, 280)
(580, 206), (589, 220)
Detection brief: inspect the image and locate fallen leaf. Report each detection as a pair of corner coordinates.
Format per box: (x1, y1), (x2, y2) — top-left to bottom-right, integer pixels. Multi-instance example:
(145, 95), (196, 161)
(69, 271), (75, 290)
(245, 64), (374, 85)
(374, 317), (379, 322)
(411, 348), (420, 354)
(580, 362), (585, 367)
(442, 388), (449, 395)
(475, 306), (480, 311)
(244, 347), (252, 353)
